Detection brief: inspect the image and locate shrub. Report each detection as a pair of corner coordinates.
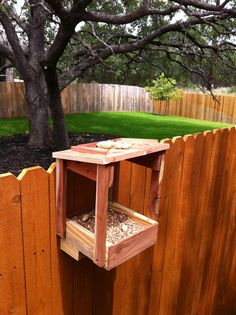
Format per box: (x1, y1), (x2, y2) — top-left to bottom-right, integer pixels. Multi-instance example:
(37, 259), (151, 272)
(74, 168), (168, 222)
(145, 73), (182, 101)
(228, 86), (236, 94)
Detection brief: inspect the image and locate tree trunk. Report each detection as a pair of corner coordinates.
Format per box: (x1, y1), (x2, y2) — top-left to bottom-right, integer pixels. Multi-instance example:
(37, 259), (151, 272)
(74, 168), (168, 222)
(44, 66), (69, 150)
(24, 67), (69, 150)
(25, 80), (51, 148)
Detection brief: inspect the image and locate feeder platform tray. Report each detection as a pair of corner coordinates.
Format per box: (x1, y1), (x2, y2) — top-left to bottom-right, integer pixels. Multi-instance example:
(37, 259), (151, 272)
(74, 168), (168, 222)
(61, 202), (158, 270)
(53, 138), (169, 164)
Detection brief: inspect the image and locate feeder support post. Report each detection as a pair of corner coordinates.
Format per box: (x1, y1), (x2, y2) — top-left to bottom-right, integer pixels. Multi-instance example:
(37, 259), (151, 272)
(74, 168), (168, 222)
(149, 152), (166, 218)
(94, 164), (114, 267)
(56, 159), (67, 238)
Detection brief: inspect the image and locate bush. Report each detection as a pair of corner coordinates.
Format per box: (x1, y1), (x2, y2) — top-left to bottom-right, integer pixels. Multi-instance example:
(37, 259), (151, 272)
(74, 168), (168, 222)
(228, 86), (236, 94)
(145, 73), (182, 101)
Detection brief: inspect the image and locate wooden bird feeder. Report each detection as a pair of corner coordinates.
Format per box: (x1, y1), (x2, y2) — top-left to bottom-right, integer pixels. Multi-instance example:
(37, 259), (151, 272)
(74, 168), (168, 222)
(53, 138), (169, 270)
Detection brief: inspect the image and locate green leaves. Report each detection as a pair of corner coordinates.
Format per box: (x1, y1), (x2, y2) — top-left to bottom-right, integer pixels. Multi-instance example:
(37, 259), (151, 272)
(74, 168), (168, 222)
(145, 73), (182, 101)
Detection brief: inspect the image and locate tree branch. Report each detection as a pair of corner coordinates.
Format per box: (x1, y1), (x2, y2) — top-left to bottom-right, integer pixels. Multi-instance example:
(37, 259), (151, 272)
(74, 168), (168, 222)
(44, 0), (93, 21)
(59, 11), (232, 89)
(0, 42), (15, 63)
(45, 0), (93, 65)
(83, 5), (181, 24)
(3, 2), (29, 34)
(43, 0), (68, 21)
(171, 0), (236, 16)
(0, 60), (14, 73)
(0, 6), (32, 79)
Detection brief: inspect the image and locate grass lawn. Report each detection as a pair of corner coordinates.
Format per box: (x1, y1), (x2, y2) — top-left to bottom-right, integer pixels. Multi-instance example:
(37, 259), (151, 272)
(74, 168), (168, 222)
(0, 112), (232, 140)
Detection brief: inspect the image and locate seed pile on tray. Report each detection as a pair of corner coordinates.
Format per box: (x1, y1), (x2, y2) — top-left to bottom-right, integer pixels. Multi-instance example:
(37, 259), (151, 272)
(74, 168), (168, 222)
(96, 140), (132, 150)
(71, 208), (145, 245)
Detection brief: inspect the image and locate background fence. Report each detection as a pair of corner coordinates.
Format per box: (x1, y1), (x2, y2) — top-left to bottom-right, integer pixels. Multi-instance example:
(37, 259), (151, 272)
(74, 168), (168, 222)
(61, 83), (153, 113)
(1, 127), (235, 315)
(154, 93), (236, 124)
(0, 82), (153, 118)
(1, 83), (236, 124)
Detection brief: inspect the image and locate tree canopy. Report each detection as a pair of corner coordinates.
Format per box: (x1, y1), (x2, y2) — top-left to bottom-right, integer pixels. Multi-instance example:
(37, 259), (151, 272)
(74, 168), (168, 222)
(0, 0), (235, 148)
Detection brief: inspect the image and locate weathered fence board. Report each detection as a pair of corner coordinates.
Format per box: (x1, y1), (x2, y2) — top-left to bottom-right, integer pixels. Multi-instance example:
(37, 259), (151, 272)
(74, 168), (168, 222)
(155, 92), (236, 124)
(0, 127), (236, 314)
(0, 82), (153, 118)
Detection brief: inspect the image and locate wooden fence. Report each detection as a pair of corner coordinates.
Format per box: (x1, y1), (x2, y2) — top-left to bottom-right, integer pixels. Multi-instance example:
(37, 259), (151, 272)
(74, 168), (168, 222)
(0, 82), (153, 118)
(1, 83), (236, 124)
(1, 127), (235, 315)
(154, 92), (236, 124)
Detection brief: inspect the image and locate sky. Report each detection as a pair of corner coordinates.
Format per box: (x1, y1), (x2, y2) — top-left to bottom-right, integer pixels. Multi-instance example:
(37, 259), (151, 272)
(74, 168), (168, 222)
(16, 0), (24, 14)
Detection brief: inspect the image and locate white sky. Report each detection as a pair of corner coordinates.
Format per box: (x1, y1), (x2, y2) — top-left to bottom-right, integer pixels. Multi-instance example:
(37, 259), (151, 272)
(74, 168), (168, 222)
(16, 0), (24, 14)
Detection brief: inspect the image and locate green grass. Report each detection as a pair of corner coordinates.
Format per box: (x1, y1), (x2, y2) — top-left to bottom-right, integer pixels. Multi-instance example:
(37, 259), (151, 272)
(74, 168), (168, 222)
(0, 112), (232, 140)
(0, 117), (28, 137)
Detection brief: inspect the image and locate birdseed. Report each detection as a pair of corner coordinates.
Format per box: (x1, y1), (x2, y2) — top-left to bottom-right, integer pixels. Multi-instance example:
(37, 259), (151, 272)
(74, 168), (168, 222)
(71, 207), (146, 245)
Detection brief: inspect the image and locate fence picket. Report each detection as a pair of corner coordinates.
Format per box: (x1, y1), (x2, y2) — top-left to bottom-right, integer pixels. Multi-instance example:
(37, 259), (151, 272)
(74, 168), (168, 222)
(19, 167), (52, 315)
(167, 135), (195, 315)
(112, 161), (133, 315)
(176, 133), (205, 314)
(0, 174), (27, 315)
(195, 129), (227, 314)
(116, 164), (148, 315)
(148, 137), (185, 315)
(129, 164), (150, 315)
(208, 127), (236, 315)
(48, 164), (74, 315)
(189, 131), (215, 315)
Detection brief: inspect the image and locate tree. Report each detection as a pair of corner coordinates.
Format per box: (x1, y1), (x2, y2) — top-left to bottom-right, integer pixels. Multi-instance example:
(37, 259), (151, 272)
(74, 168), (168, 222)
(0, 0), (235, 149)
(69, 1), (236, 88)
(145, 73), (181, 101)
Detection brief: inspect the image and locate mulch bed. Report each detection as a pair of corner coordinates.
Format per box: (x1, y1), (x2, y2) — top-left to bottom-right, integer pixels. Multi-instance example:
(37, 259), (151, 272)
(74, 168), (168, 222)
(0, 133), (116, 176)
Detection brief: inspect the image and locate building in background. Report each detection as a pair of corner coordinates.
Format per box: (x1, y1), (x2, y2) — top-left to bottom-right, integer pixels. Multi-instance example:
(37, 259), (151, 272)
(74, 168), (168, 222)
(0, 36), (14, 82)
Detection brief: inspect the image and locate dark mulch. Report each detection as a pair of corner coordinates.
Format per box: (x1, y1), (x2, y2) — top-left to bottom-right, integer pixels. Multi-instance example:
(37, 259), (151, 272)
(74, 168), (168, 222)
(0, 133), (116, 176)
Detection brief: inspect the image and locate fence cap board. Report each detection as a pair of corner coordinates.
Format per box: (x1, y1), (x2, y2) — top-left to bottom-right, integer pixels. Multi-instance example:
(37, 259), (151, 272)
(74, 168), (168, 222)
(53, 138), (169, 165)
